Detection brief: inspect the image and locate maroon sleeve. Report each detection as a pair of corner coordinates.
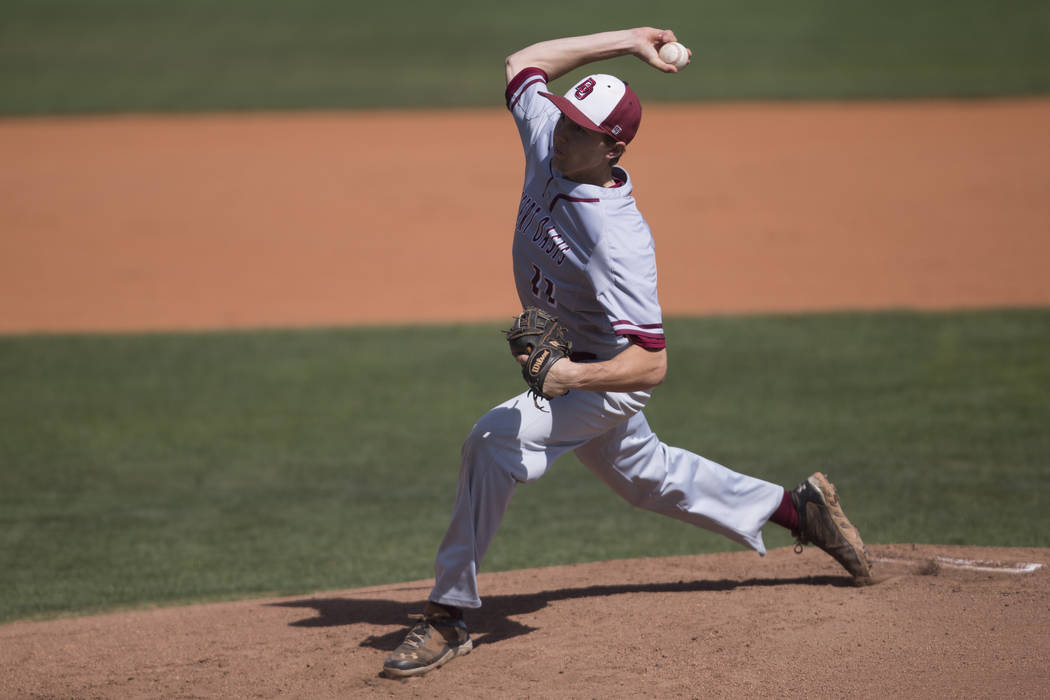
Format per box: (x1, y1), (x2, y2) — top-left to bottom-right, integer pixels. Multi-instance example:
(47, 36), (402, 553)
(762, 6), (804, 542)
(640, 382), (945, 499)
(505, 67), (549, 110)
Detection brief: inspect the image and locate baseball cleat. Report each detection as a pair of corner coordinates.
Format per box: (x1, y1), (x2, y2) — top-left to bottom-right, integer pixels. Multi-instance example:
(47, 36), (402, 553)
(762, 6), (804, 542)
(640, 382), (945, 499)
(382, 604), (473, 679)
(791, 472), (873, 580)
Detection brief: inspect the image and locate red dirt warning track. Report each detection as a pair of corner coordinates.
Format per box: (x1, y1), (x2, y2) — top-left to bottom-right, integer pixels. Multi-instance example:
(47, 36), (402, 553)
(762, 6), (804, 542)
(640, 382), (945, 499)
(2, 99), (1049, 333)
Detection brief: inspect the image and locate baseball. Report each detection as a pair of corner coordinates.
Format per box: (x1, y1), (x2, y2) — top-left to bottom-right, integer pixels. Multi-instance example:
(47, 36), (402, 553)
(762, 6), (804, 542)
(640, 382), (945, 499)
(659, 41), (689, 69)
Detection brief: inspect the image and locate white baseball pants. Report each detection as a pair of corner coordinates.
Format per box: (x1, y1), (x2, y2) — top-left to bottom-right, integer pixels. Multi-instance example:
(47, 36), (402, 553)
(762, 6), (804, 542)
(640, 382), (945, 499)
(430, 388), (784, 609)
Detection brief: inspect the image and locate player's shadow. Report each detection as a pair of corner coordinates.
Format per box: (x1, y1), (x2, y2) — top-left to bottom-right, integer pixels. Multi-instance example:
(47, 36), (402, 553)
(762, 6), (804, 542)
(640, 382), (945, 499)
(270, 575), (850, 651)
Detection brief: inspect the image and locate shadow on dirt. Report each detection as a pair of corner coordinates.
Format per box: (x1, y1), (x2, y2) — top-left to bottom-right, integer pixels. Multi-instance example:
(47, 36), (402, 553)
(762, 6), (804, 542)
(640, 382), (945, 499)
(270, 575), (851, 650)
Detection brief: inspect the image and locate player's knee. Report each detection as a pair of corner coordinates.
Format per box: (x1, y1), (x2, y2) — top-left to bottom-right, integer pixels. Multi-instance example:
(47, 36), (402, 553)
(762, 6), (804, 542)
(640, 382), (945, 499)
(462, 423), (520, 480)
(461, 410), (544, 483)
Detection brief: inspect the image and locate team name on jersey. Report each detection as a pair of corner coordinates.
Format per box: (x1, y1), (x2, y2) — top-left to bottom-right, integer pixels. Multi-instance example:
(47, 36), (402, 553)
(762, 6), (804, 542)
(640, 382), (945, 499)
(516, 193), (568, 265)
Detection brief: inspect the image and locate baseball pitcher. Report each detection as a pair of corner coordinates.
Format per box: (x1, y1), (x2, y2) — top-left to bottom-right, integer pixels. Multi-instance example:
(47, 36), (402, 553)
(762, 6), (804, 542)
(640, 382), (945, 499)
(382, 27), (872, 679)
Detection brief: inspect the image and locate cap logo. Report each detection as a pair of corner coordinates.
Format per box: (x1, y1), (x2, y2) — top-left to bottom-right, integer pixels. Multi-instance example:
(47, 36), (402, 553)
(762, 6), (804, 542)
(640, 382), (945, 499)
(574, 78), (596, 100)
(611, 125), (622, 135)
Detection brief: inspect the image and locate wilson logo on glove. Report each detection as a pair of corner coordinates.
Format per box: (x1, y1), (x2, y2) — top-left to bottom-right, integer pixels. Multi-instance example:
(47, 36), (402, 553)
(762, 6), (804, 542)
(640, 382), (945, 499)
(529, 349), (551, 375)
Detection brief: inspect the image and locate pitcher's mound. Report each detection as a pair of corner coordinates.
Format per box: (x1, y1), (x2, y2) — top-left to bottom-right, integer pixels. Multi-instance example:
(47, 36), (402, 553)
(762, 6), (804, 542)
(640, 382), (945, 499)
(1, 544), (1046, 698)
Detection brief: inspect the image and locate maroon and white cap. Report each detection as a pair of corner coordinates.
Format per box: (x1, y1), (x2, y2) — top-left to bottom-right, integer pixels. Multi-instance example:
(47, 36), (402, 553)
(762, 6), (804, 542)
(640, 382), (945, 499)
(540, 74), (642, 144)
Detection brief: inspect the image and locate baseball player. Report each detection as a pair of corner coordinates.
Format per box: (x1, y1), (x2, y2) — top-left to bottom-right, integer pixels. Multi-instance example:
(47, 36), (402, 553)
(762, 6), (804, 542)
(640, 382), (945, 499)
(382, 27), (872, 679)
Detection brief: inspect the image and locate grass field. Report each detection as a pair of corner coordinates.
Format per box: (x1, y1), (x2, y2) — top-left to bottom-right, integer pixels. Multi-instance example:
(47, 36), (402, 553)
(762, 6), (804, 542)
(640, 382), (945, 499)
(2, 310), (1048, 623)
(2, 0), (1049, 115)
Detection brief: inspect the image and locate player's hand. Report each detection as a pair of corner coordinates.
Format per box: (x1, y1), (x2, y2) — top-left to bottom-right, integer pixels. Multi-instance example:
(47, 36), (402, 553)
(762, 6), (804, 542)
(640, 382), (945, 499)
(515, 353), (573, 398)
(632, 27), (686, 73)
(537, 357), (573, 397)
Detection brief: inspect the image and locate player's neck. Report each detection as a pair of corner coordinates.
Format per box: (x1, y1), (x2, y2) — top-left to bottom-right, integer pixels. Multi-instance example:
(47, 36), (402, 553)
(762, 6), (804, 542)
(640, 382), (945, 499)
(566, 165), (618, 188)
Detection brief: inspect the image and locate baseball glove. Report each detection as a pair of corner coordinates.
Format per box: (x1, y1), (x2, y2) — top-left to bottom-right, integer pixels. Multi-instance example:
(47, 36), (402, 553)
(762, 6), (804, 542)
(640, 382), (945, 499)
(504, 307), (572, 401)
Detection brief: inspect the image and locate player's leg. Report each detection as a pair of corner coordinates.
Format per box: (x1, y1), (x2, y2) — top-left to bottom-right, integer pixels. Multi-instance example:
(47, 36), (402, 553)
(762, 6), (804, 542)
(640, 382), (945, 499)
(573, 411), (783, 552)
(384, 400), (540, 678)
(383, 389), (647, 678)
(573, 412), (871, 577)
(430, 389), (647, 609)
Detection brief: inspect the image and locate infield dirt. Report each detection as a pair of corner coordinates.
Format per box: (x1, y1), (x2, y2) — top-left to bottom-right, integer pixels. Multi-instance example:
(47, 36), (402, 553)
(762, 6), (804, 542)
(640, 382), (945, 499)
(1, 100), (1049, 697)
(2, 99), (1049, 333)
(1, 545), (1047, 698)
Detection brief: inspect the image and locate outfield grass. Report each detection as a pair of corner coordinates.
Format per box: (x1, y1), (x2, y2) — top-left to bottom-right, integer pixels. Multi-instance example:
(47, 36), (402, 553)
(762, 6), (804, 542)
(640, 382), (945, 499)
(2, 0), (1048, 115)
(1, 310), (1047, 623)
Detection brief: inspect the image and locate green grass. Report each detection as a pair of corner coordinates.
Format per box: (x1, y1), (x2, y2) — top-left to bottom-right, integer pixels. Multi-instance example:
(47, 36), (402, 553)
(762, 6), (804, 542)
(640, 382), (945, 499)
(1, 309), (1048, 623)
(2, 0), (1049, 115)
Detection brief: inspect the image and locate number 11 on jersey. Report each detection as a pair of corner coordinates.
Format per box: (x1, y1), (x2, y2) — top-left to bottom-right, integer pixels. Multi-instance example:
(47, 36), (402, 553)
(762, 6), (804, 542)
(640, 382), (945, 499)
(530, 264), (557, 305)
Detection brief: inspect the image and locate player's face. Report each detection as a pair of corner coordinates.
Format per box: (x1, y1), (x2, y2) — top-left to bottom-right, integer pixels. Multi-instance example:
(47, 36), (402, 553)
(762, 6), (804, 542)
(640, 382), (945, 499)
(552, 114), (624, 185)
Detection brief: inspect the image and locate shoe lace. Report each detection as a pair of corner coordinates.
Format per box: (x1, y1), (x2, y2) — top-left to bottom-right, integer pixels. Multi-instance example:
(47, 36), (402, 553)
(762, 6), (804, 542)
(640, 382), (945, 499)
(792, 519), (807, 554)
(399, 615), (431, 650)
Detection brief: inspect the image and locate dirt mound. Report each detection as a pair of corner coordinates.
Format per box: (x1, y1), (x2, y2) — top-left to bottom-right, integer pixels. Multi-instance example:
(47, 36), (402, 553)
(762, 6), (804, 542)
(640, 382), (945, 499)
(1, 544), (1046, 698)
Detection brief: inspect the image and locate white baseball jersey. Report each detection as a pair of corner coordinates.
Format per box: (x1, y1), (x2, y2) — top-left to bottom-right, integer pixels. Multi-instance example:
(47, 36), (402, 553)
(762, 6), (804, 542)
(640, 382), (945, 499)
(505, 68), (665, 361)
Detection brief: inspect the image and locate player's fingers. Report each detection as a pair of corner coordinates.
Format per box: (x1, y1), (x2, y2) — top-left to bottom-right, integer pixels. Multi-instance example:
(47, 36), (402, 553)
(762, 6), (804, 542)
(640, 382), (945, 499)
(641, 46), (678, 73)
(641, 26), (675, 45)
(645, 34), (682, 72)
(651, 56), (679, 73)
(635, 27), (677, 72)
(514, 353), (529, 366)
(652, 31), (688, 73)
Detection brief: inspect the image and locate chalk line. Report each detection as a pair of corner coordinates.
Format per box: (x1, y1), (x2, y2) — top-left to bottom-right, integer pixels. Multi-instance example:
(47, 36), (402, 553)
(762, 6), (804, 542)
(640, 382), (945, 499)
(873, 555), (1044, 574)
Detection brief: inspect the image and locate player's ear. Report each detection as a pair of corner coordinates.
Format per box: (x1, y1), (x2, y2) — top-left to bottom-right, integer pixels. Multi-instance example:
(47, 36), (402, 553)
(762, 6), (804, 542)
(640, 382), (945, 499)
(606, 141), (626, 162)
